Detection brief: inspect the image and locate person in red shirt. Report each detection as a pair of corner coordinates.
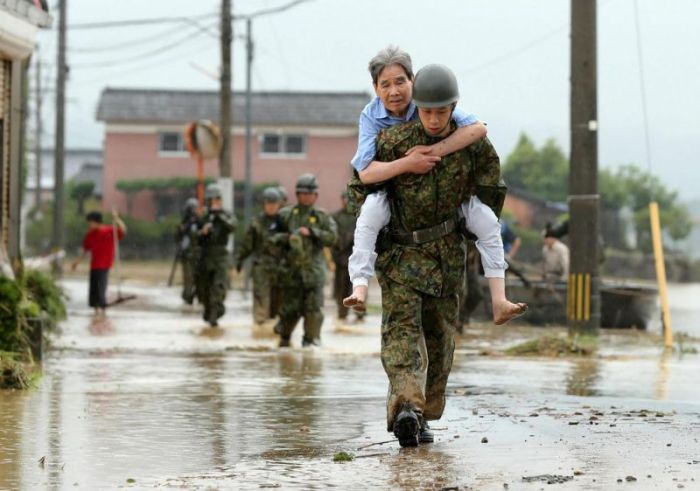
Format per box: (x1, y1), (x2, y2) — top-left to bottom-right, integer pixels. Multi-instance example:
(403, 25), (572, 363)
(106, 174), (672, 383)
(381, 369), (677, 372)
(71, 211), (127, 316)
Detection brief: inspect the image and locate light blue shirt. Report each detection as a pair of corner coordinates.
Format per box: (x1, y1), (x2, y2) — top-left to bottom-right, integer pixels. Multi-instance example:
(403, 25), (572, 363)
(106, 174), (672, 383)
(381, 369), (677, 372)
(350, 96), (479, 172)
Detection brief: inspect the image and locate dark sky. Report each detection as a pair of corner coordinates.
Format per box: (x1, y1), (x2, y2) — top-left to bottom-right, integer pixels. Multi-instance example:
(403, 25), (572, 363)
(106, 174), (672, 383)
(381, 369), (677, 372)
(35, 0), (700, 201)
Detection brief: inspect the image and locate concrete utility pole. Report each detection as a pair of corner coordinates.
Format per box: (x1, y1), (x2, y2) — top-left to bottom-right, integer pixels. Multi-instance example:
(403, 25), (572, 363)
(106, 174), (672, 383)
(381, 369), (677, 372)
(34, 54), (42, 209)
(53, 0), (67, 257)
(244, 17), (253, 226)
(219, 0), (232, 178)
(568, 0), (600, 334)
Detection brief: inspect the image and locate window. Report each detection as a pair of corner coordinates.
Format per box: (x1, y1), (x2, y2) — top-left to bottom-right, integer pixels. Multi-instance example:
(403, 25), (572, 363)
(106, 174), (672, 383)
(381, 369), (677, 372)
(260, 133), (305, 156)
(159, 132), (185, 153)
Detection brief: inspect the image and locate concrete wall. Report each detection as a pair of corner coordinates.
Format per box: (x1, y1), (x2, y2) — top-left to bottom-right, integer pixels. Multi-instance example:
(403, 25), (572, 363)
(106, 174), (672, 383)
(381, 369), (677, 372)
(102, 126), (356, 221)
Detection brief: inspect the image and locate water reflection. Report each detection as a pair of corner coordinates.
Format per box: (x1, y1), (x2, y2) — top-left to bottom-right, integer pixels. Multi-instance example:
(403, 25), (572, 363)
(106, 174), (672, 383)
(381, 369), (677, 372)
(655, 349), (672, 400)
(565, 359), (601, 397)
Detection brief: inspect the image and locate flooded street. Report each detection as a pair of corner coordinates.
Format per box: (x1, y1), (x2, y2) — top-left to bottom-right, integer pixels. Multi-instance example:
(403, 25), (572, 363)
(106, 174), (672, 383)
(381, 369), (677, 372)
(1, 280), (699, 490)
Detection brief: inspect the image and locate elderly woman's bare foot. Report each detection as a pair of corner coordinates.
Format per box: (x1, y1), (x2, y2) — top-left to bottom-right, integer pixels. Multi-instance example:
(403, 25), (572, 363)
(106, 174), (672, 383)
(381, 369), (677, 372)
(343, 285), (368, 312)
(493, 300), (528, 325)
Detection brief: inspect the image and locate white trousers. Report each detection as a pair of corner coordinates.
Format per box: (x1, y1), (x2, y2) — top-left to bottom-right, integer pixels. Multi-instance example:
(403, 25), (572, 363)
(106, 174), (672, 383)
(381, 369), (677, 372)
(348, 192), (506, 289)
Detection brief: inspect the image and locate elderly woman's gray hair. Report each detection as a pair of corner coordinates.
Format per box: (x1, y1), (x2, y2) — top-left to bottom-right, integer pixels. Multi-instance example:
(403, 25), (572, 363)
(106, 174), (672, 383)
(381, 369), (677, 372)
(368, 45), (414, 85)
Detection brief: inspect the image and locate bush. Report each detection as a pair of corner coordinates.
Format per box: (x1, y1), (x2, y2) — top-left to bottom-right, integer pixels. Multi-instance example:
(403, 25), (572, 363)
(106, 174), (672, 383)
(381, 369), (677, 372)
(23, 270), (67, 329)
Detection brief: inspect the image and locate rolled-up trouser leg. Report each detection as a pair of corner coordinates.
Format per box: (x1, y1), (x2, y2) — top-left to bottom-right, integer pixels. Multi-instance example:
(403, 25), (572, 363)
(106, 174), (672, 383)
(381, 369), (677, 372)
(251, 265), (272, 324)
(380, 277), (428, 431)
(278, 287), (302, 338)
(302, 285), (325, 340)
(422, 293), (458, 420)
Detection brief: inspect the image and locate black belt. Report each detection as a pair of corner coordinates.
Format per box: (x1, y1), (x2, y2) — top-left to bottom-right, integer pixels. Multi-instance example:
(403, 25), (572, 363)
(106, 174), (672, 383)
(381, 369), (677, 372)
(391, 217), (458, 246)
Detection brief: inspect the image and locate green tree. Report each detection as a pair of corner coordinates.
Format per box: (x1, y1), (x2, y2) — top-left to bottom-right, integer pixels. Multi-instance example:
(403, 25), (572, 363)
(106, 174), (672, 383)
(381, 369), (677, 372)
(68, 181), (95, 215)
(503, 134), (569, 202)
(595, 165), (691, 251)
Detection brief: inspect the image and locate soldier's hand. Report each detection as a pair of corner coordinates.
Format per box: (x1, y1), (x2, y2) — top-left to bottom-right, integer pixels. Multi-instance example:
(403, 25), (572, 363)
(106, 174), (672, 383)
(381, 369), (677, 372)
(201, 223), (212, 235)
(404, 148), (440, 174)
(298, 226), (311, 237)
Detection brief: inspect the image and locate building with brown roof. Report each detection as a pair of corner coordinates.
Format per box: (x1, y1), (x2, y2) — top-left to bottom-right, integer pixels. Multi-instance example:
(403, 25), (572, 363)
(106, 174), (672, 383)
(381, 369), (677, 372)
(96, 88), (369, 220)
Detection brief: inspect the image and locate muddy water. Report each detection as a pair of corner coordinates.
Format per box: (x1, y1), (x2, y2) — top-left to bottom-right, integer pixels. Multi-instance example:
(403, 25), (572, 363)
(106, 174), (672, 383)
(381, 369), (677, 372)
(1, 280), (699, 489)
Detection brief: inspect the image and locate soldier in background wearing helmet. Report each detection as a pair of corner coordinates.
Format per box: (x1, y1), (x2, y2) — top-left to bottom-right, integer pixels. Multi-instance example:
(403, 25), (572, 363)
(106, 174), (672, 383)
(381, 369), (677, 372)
(235, 187), (285, 328)
(331, 190), (363, 322)
(271, 173), (338, 347)
(349, 64), (526, 447)
(176, 197), (201, 306)
(276, 185), (289, 207)
(197, 183), (237, 327)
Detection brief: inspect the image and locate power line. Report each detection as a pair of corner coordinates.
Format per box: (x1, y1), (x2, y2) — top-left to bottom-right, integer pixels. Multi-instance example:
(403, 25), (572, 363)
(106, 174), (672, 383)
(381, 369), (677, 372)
(241, 0), (313, 19)
(69, 22), (196, 53)
(65, 12), (218, 29)
(633, 0), (653, 175)
(70, 23), (216, 68)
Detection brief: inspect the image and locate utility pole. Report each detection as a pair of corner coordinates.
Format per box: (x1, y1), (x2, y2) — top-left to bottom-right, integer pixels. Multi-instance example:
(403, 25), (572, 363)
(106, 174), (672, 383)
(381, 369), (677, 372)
(244, 17), (253, 226)
(219, 0), (232, 178)
(34, 54), (42, 209)
(568, 0), (600, 334)
(53, 0), (67, 259)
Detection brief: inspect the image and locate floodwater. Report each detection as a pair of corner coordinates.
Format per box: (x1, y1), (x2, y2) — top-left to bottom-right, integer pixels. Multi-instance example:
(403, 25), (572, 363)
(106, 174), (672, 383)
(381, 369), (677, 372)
(1, 280), (699, 490)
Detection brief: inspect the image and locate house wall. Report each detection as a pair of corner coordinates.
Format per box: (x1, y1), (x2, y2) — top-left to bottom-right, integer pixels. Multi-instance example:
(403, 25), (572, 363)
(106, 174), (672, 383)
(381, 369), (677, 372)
(102, 125), (356, 220)
(503, 194), (535, 228)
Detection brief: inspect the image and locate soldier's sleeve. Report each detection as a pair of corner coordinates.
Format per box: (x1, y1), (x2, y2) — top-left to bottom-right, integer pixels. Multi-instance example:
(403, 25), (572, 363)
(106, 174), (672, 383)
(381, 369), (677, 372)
(310, 213), (338, 247)
(346, 131), (397, 217)
(471, 137), (508, 218)
(218, 211), (238, 232)
(236, 223), (255, 263)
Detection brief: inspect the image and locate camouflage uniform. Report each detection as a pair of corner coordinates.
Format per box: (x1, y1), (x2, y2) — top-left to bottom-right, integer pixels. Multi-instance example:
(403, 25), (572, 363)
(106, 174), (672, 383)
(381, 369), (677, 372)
(236, 211), (284, 324)
(176, 212), (201, 305)
(273, 204), (338, 343)
(197, 209), (236, 325)
(358, 120), (503, 431)
(331, 203), (359, 319)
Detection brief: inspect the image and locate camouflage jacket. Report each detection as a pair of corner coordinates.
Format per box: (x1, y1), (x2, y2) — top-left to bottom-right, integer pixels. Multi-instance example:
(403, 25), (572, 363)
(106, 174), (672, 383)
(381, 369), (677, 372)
(272, 204), (338, 288)
(235, 212), (284, 269)
(198, 209), (237, 260)
(375, 120), (504, 297)
(331, 205), (356, 265)
(175, 214), (201, 260)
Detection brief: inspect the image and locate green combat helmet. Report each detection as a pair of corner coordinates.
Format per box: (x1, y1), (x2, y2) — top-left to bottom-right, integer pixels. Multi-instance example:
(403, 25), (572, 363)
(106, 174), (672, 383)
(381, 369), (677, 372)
(205, 183), (223, 200)
(295, 173), (319, 193)
(183, 197), (199, 213)
(262, 186), (282, 203)
(412, 64), (460, 108)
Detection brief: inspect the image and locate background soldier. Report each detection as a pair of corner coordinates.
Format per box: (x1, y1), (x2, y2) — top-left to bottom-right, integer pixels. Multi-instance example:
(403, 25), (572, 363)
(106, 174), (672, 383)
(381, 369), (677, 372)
(197, 184), (236, 327)
(176, 197), (201, 306)
(331, 190), (363, 321)
(236, 187), (284, 328)
(272, 174), (338, 347)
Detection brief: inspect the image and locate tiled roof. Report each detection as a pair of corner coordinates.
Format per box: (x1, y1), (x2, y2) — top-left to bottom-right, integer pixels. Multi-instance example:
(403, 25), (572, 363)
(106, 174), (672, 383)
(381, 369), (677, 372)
(96, 88), (371, 127)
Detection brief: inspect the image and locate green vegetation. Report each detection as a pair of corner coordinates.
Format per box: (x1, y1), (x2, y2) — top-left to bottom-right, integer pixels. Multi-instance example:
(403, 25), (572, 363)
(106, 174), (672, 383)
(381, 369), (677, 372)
(333, 451), (355, 462)
(0, 271), (66, 389)
(505, 334), (597, 357)
(69, 181), (96, 215)
(503, 133), (692, 253)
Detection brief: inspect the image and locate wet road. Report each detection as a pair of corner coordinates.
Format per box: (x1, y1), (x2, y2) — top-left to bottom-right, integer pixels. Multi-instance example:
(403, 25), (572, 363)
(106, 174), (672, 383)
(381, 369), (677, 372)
(1, 280), (699, 490)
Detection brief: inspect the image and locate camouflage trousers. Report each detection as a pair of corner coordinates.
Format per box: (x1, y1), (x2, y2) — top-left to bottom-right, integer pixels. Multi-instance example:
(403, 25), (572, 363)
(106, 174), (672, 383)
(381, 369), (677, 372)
(181, 256), (198, 305)
(379, 276), (458, 431)
(197, 258), (229, 325)
(277, 284), (324, 341)
(251, 263), (277, 325)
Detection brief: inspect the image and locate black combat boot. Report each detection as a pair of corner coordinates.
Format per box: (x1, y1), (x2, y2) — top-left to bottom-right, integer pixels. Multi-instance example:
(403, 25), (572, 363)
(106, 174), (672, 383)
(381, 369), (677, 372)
(278, 336), (291, 348)
(302, 336), (320, 347)
(393, 403), (420, 447)
(419, 419), (434, 444)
